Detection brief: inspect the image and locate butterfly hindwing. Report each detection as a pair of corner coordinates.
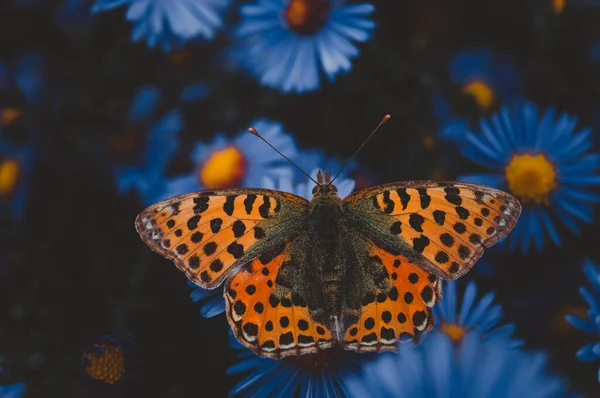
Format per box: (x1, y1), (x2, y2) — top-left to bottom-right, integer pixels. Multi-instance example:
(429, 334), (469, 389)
(343, 181), (521, 279)
(224, 240), (334, 359)
(136, 188), (309, 289)
(343, 238), (441, 352)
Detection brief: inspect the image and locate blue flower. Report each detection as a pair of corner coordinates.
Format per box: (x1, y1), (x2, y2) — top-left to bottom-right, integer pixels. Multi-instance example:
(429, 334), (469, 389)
(0, 357), (25, 398)
(91, 0), (232, 51)
(566, 259), (600, 382)
(114, 103), (184, 205)
(227, 333), (372, 397)
(433, 280), (520, 345)
(458, 102), (600, 252)
(234, 0), (376, 93)
(449, 49), (524, 110)
(347, 281), (570, 398)
(261, 168), (355, 200)
(433, 93), (470, 144)
(188, 280), (225, 318)
(347, 328), (570, 398)
(82, 332), (135, 386)
(161, 119), (297, 200)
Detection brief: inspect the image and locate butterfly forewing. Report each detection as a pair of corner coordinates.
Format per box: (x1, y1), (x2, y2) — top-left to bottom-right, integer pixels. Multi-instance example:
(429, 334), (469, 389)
(343, 181), (521, 279)
(135, 188), (309, 289)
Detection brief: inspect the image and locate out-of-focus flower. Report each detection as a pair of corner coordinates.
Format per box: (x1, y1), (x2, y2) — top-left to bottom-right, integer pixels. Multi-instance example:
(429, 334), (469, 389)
(347, 280), (570, 398)
(91, 0), (232, 51)
(449, 49), (524, 110)
(434, 280), (520, 345)
(458, 102), (600, 252)
(433, 93), (470, 143)
(347, 328), (570, 398)
(0, 137), (35, 224)
(112, 86), (184, 205)
(82, 332), (135, 386)
(234, 0), (376, 93)
(566, 259), (600, 382)
(551, 0), (600, 14)
(0, 357), (25, 398)
(189, 281), (225, 318)
(161, 119), (297, 200)
(227, 332), (372, 397)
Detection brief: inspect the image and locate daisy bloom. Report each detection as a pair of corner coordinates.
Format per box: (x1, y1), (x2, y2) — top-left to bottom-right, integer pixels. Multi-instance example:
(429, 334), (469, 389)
(458, 102), (600, 252)
(234, 0), (376, 93)
(91, 0), (232, 51)
(566, 259), (600, 382)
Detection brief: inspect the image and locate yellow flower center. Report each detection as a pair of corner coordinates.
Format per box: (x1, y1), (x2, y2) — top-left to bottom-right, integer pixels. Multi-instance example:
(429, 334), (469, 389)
(0, 158), (20, 197)
(1, 108), (23, 126)
(285, 0), (330, 35)
(505, 153), (557, 204)
(83, 343), (125, 385)
(199, 146), (247, 189)
(462, 80), (495, 110)
(551, 0), (565, 14)
(441, 322), (467, 343)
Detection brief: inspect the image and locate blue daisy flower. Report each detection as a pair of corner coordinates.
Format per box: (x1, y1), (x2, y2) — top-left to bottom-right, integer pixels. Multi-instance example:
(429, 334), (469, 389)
(161, 119), (297, 200)
(91, 0), (232, 51)
(227, 332), (372, 397)
(114, 107), (184, 205)
(347, 281), (570, 398)
(234, 0), (376, 93)
(347, 328), (570, 398)
(449, 49), (524, 111)
(458, 102), (600, 252)
(433, 280), (520, 345)
(433, 93), (470, 144)
(188, 280), (225, 318)
(566, 259), (600, 382)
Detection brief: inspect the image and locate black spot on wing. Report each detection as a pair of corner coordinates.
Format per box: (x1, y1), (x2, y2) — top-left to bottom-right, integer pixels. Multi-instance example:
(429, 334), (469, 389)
(444, 187), (462, 205)
(396, 188), (411, 210)
(433, 210), (445, 226)
(418, 188), (431, 209)
(193, 196), (209, 214)
(259, 196), (271, 218)
(244, 194), (256, 214)
(223, 195), (236, 216)
(382, 191), (394, 214)
(210, 218), (222, 233)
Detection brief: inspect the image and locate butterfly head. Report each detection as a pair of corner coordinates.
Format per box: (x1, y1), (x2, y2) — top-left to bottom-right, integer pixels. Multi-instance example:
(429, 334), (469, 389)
(312, 170), (339, 198)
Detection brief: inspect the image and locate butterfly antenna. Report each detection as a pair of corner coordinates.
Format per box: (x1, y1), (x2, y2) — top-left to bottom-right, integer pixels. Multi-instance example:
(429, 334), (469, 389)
(248, 127), (319, 185)
(330, 114), (391, 184)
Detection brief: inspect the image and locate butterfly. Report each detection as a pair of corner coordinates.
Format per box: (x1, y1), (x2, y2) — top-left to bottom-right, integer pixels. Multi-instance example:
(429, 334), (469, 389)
(135, 169), (521, 359)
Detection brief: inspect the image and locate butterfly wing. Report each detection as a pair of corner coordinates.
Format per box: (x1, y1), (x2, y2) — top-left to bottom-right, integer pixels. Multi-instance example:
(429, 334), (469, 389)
(342, 181), (521, 279)
(135, 188), (309, 289)
(224, 240), (335, 359)
(342, 236), (441, 352)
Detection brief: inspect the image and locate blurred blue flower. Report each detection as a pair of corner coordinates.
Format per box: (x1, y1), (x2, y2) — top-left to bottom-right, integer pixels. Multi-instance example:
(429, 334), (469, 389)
(227, 333), (371, 397)
(114, 106), (184, 205)
(433, 93), (470, 143)
(0, 137), (35, 224)
(0, 357), (25, 398)
(434, 280), (520, 346)
(234, 0), (375, 93)
(347, 328), (570, 398)
(91, 0), (232, 51)
(449, 49), (524, 111)
(82, 332), (136, 386)
(161, 119), (297, 200)
(347, 280), (570, 398)
(458, 102), (600, 252)
(566, 259), (600, 382)
(188, 281), (225, 318)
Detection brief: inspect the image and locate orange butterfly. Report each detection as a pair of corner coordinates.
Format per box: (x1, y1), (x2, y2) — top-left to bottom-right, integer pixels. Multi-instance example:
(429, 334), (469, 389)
(135, 120), (521, 359)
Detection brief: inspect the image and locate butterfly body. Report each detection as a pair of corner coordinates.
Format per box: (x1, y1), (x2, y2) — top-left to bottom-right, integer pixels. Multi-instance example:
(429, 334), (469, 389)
(136, 171), (520, 358)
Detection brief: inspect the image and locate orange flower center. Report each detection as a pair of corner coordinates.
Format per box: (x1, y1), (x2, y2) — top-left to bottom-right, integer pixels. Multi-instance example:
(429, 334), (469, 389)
(505, 153), (557, 205)
(551, 0), (565, 14)
(0, 158), (20, 197)
(285, 0), (330, 35)
(462, 80), (495, 110)
(441, 322), (467, 343)
(199, 146), (247, 189)
(83, 343), (125, 385)
(1, 107), (23, 126)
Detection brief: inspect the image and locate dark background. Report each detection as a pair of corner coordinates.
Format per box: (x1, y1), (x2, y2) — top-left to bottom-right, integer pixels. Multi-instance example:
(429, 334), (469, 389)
(0, 0), (600, 396)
